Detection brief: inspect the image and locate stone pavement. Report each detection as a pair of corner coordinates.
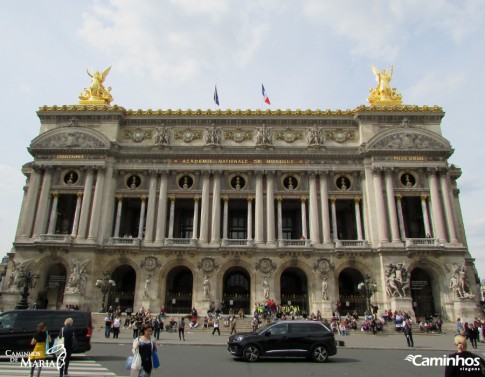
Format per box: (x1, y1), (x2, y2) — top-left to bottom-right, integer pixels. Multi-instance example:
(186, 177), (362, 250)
(90, 325), (480, 352)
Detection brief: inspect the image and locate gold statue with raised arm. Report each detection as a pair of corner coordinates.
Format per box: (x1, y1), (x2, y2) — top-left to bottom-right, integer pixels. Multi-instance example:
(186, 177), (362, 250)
(368, 65), (402, 106)
(79, 66), (113, 105)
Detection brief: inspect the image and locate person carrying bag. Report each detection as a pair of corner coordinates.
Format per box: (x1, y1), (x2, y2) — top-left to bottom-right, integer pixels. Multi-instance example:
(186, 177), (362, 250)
(130, 324), (158, 377)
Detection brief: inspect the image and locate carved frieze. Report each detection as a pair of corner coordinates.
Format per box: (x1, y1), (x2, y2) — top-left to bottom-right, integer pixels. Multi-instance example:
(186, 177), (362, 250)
(312, 258), (335, 276)
(274, 128), (303, 143)
(123, 128), (153, 142)
(224, 128), (253, 143)
(373, 132), (443, 150)
(174, 129), (203, 143)
(140, 256), (162, 272)
(197, 257), (219, 273)
(325, 129), (355, 143)
(255, 257), (276, 274)
(34, 131), (107, 149)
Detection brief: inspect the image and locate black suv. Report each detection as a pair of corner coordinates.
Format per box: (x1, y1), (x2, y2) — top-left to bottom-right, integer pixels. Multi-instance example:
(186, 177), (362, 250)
(227, 320), (338, 362)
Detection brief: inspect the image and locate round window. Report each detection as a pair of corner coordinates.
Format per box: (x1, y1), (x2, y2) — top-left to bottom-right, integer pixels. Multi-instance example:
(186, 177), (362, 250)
(178, 175), (194, 189)
(336, 176), (351, 191)
(127, 175), (141, 189)
(283, 175), (298, 190)
(401, 173), (416, 188)
(64, 171), (78, 185)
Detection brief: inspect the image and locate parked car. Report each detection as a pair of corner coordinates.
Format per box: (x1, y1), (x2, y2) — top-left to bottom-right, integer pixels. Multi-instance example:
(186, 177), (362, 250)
(0, 310), (92, 354)
(227, 320), (339, 362)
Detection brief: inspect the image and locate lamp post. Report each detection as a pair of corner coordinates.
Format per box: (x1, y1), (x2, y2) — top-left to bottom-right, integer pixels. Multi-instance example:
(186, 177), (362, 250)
(15, 269), (39, 310)
(358, 274), (377, 315)
(95, 273), (116, 313)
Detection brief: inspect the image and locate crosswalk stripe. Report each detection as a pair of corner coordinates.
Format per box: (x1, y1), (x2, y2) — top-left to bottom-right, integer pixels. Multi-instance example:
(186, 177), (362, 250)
(0, 358), (117, 376)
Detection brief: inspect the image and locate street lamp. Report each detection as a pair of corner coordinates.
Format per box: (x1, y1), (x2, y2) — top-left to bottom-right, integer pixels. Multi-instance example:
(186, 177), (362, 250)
(15, 269), (39, 310)
(95, 273), (116, 313)
(358, 274), (377, 315)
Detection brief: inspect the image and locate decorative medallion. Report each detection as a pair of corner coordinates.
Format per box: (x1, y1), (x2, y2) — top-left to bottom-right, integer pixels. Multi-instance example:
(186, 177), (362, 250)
(224, 128), (253, 143)
(325, 129), (355, 143)
(274, 128), (303, 143)
(197, 257), (219, 273)
(174, 129), (202, 143)
(123, 128), (153, 142)
(140, 256), (161, 272)
(312, 258), (334, 274)
(255, 257), (277, 274)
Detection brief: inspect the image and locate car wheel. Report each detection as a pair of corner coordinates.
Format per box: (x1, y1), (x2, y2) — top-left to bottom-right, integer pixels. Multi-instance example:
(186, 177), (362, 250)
(311, 345), (329, 362)
(242, 345), (260, 362)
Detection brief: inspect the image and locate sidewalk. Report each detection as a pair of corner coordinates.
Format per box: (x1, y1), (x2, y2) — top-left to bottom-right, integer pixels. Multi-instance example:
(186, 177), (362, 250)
(90, 326), (474, 352)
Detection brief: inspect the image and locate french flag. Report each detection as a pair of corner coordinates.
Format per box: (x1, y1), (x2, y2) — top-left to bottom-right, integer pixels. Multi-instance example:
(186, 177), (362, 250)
(262, 84), (271, 105)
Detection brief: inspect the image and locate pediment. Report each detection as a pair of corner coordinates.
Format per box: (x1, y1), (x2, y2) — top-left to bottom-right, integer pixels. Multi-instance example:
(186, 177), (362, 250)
(30, 127), (111, 151)
(366, 129), (451, 152)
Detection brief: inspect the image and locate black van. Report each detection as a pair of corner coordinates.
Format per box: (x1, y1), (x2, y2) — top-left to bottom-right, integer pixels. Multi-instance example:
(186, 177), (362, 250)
(0, 310), (92, 354)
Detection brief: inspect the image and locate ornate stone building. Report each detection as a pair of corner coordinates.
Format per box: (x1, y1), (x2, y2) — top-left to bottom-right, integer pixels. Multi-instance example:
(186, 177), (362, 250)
(0, 68), (480, 320)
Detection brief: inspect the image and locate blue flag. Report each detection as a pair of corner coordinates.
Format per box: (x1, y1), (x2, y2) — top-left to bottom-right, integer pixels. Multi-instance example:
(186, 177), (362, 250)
(214, 85), (219, 106)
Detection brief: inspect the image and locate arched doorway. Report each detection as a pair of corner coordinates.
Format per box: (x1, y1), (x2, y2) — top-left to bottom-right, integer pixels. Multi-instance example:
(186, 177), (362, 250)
(109, 265), (136, 312)
(280, 268), (308, 312)
(36, 263), (67, 309)
(223, 268), (250, 314)
(338, 268), (366, 315)
(165, 267), (193, 313)
(410, 268), (436, 317)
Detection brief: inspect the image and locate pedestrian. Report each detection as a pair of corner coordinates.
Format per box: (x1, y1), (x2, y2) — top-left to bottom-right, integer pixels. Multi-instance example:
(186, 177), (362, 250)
(230, 316), (237, 335)
(456, 317), (463, 334)
(104, 314), (112, 338)
(153, 318), (161, 340)
(29, 321), (51, 377)
(469, 323), (479, 350)
(178, 317), (185, 341)
(403, 317), (414, 348)
(112, 316), (121, 339)
(58, 317), (75, 377)
(445, 335), (484, 377)
(212, 317), (220, 335)
(131, 324), (157, 377)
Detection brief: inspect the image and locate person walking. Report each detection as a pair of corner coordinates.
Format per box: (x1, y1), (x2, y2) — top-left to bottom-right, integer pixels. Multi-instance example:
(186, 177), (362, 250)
(178, 317), (185, 341)
(403, 317), (414, 348)
(29, 321), (51, 377)
(212, 317), (220, 336)
(445, 335), (484, 376)
(104, 314), (112, 338)
(131, 324), (157, 377)
(230, 316), (237, 335)
(58, 317), (75, 377)
(112, 316), (121, 339)
(468, 323), (479, 350)
(153, 318), (161, 340)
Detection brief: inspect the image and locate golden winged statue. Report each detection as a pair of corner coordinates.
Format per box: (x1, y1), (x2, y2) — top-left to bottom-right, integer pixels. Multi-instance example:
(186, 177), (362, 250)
(368, 65), (402, 106)
(79, 66), (113, 105)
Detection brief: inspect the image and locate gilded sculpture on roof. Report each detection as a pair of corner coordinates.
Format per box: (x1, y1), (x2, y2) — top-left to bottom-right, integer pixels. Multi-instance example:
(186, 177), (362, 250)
(79, 66), (113, 105)
(368, 65), (402, 106)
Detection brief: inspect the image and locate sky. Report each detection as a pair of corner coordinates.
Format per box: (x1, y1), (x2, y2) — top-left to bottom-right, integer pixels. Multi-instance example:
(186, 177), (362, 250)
(1, 0), (485, 278)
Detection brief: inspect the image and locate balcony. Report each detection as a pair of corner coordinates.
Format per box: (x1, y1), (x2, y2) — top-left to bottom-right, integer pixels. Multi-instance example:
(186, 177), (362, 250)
(335, 240), (370, 248)
(223, 239), (252, 247)
(164, 238), (196, 246)
(38, 234), (72, 243)
(110, 237), (140, 246)
(278, 239), (311, 247)
(405, 238), (442, 247)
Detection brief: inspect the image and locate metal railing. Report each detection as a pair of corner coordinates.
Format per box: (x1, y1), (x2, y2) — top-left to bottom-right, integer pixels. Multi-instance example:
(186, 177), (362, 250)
(405, 238), (441, 247)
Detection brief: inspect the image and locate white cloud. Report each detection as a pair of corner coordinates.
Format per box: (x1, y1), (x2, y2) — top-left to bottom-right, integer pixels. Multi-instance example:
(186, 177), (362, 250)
(405, 71), (466, 106)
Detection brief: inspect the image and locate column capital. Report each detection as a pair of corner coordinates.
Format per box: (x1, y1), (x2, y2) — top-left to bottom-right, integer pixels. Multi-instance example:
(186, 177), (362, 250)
(194, 196), (200, 202)
(384, 167), (395, 175)
(425, 167), (439, 176)
(371, 166), (383, 175)
(354, 197), (361, 203)
(247, 196), (253, 203)
(396, 194), (402, 201)
(300, 196), (307, 203)
(148, 169), (159, 176)
(51, 192), (59, 198)
(169, 195), (176, 202)
(223, 196), (229, 202)
(330, 197), (336, 203)
(141, 196), (147, 202)
(77, 192), (83, 198)
(318, 170), (329, 178)
(421, 195), (428, 201)
(265, 170), (275, 177)
(276, 196), (282, 202)
(115, 195), (123, 201)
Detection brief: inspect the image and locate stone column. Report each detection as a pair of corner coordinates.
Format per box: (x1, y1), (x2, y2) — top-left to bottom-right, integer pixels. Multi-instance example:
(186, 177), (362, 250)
(77, 169), (94, 239)
(113, 196), (123, 238)
(330, 198), (337, 241)
(247, 197), (253, 242)
(199, 173), (210, 243)
(277, 196), (283, 244)
(372, 168), (389, 242)
(155, 171), (168, 243)
(421, 195), (432, 237)
(168, 196), (176, 239)
(385, 169), (400, 243)
(266, 173), (276, 245)
(254, 173), (264, 244)
(222, 196), (229, 242)
(396, 195), (406, 240)
(47, 192), (59, 234)
(427, 169), (447, 242)
(319, 173), (332, 244)
(309, 174), (320, 244)
(440, 172), (459, 243)
(70, 192), (83, 238)
(21, 168), (41, 238)
(211, 173), (221, 244)
(144, 172), (158, 242)
(192, 197), (199, 241)
(354, 198), (363, 241)
(138, 196), (147, 239)
(88, 168), (106, 240)
(32, 168), (53, 237)
(301, 197), (308, 240)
